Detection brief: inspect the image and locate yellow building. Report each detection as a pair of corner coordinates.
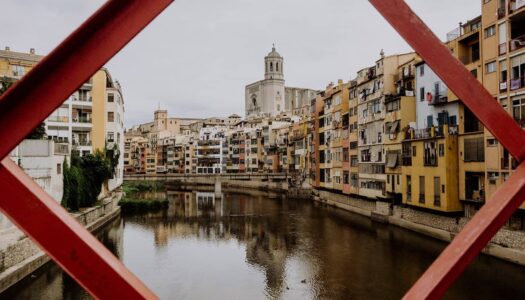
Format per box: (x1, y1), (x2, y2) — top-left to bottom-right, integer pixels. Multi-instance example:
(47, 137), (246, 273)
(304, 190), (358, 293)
(445, 17), (487, 215)
(401, 124), (460, 212)
(384, 57), (418, 201)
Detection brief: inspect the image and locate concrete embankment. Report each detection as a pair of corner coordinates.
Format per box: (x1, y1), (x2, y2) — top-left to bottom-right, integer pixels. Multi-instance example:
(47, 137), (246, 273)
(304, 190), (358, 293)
(0, 191), (122, 293)
(314, 189), (525, 267)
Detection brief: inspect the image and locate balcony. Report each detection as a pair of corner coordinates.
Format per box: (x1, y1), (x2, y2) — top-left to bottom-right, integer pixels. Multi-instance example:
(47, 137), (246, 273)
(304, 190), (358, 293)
(429, 94), (448, 106)
(509, 35), (525, 52)
(72, 140), (92, 146)
(54, 143), (69, 155)
(47, 116), (69, 123)
(72, 116), (92, 124)
(498, 7), (506, 19)
(510, 0), (525, 13)
(510, 77), (523, 91)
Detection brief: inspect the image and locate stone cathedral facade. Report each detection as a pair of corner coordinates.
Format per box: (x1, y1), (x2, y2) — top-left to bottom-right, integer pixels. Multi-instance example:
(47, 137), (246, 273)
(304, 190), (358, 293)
(245, 46), (318, 119)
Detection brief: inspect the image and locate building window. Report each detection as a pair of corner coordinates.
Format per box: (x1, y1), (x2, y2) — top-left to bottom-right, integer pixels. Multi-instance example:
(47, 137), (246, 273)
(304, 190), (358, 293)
(420, 87), (425, 101)
(419, 176), (425, 203)
(108, 93), (114, 102)
(484, 25), (496, 38)
(513, 97), (525, 126)
(424, 141), (438, 166)
(107, 132), (114, 143)
(487, 138), (498, 146)
(485, 61), (496, 73)
(434, 177), (441, 207)
(438, 143), (445, 157)
(11, 65), (25, 77)
(108, 112), (114, 122)
(464, 137), (485, 162)
(57, 163), (62, 175)
(419, 65), (425, 76)
(407, 175), (412, 202)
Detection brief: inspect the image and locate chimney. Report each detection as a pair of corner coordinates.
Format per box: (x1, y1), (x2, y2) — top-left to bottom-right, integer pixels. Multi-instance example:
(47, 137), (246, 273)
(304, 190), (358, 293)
(5, 46), (10, 51)
(30, 48), (35, 55)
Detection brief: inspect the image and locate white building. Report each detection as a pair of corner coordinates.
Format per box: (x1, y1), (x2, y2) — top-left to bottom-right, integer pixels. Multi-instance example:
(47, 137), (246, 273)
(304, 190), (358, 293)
(414, 62), (459, 130)
(196, 127), (226, 174)
(10, 140), (69, 202)
(245, 46), (317, 119)
(106, 79), (126, 191)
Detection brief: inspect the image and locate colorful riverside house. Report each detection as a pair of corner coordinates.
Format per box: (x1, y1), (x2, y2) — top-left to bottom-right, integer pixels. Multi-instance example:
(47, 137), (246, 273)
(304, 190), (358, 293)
(402, 61), (461, 212)
(309, 95), (323, 188)
(0, 47), (125, 189)
(446, 17), (488, 216)
(348, 80), (360, 195)
(481, 0), (525, 224)
(356, 51), (416, 200)
(383, 57), (419, 202)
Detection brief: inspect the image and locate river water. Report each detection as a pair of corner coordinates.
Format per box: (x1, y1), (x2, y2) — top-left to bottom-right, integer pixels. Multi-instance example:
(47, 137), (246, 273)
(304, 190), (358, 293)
(3, 189), (525, 299)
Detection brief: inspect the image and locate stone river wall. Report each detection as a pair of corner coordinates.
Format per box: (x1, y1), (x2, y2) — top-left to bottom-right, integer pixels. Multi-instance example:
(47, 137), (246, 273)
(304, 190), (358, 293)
(0, 191), (122, 293)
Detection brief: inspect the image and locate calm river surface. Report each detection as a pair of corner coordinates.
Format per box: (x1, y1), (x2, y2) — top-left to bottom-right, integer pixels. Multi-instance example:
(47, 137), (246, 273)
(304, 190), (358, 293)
(3, 189), (525, 299)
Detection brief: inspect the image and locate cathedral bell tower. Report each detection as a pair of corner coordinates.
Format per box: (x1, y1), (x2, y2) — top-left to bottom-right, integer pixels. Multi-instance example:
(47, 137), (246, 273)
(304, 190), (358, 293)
(264, 44), (284, 80)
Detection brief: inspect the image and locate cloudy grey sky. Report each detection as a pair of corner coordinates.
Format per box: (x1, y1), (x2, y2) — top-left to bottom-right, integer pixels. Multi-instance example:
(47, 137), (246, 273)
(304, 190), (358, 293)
(1, 0), (480, 127)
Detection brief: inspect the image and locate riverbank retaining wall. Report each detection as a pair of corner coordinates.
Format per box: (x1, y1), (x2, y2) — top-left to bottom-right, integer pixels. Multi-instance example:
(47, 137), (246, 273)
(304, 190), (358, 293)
(0, 191), (122, 293)
(314, 189), (525, 266)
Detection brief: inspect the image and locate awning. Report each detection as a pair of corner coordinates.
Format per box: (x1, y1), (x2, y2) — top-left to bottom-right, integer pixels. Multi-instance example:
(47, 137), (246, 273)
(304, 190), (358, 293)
(390, 120), (400, 134)
(386, 152), (398, 168)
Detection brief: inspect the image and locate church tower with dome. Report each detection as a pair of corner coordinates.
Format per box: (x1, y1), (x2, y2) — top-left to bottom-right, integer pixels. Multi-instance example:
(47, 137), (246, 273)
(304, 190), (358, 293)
(245, 45), (285, 118)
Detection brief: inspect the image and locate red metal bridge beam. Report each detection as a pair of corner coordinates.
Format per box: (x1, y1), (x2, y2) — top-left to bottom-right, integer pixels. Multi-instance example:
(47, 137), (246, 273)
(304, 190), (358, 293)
(368, 0), (525, 299)
(0, 0), (174, 161)
(0, 158), (156, 298)
(369, 0), (525, 162)
(0, 0), (175, 298)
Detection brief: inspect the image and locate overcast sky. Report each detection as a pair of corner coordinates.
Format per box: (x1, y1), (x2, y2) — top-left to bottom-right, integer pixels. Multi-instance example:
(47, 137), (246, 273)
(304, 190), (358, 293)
(1, 0), (480, 127)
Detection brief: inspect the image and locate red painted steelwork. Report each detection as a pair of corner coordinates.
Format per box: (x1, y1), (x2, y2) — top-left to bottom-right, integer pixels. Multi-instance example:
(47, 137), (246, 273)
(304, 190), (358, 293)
(0, 158), (157, 299)
(0, 0), (174, 162)
(368, 0), (525, 299)
(406, 162), (525, 299)
(369, 0), (525, 163)
(0, 0), (175, 298)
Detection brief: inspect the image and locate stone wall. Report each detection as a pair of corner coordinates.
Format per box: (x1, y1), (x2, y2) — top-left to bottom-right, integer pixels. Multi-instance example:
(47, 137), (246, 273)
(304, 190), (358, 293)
(0, 192), (122, 293)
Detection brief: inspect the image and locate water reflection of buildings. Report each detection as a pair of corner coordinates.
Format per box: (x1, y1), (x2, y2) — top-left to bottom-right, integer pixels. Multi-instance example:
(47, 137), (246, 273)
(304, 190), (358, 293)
(134, 191), (296, 298)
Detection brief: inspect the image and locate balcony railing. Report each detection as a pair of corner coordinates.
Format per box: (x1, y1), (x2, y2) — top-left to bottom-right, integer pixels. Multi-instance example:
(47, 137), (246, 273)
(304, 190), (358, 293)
(509, 35), (525, 52)
(429, 94), (448, 106)
(498, 7), (506, 19)
(47, 116), (69, 123)
(510, 77), (523, 91)
(72, 116), (92, 123)
(510, 0), (525, 13)
(54, 143), (69, 155)
(72, 140), (92, 146)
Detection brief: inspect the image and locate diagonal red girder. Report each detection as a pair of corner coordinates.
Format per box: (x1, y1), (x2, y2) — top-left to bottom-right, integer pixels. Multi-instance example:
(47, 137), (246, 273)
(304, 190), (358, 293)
(369, 0), (525, 162)
(0, 158), (156, 298)
(0, 0), (174, 161)
(369, 0), (525, 299)
(0, 0), (174, 298)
